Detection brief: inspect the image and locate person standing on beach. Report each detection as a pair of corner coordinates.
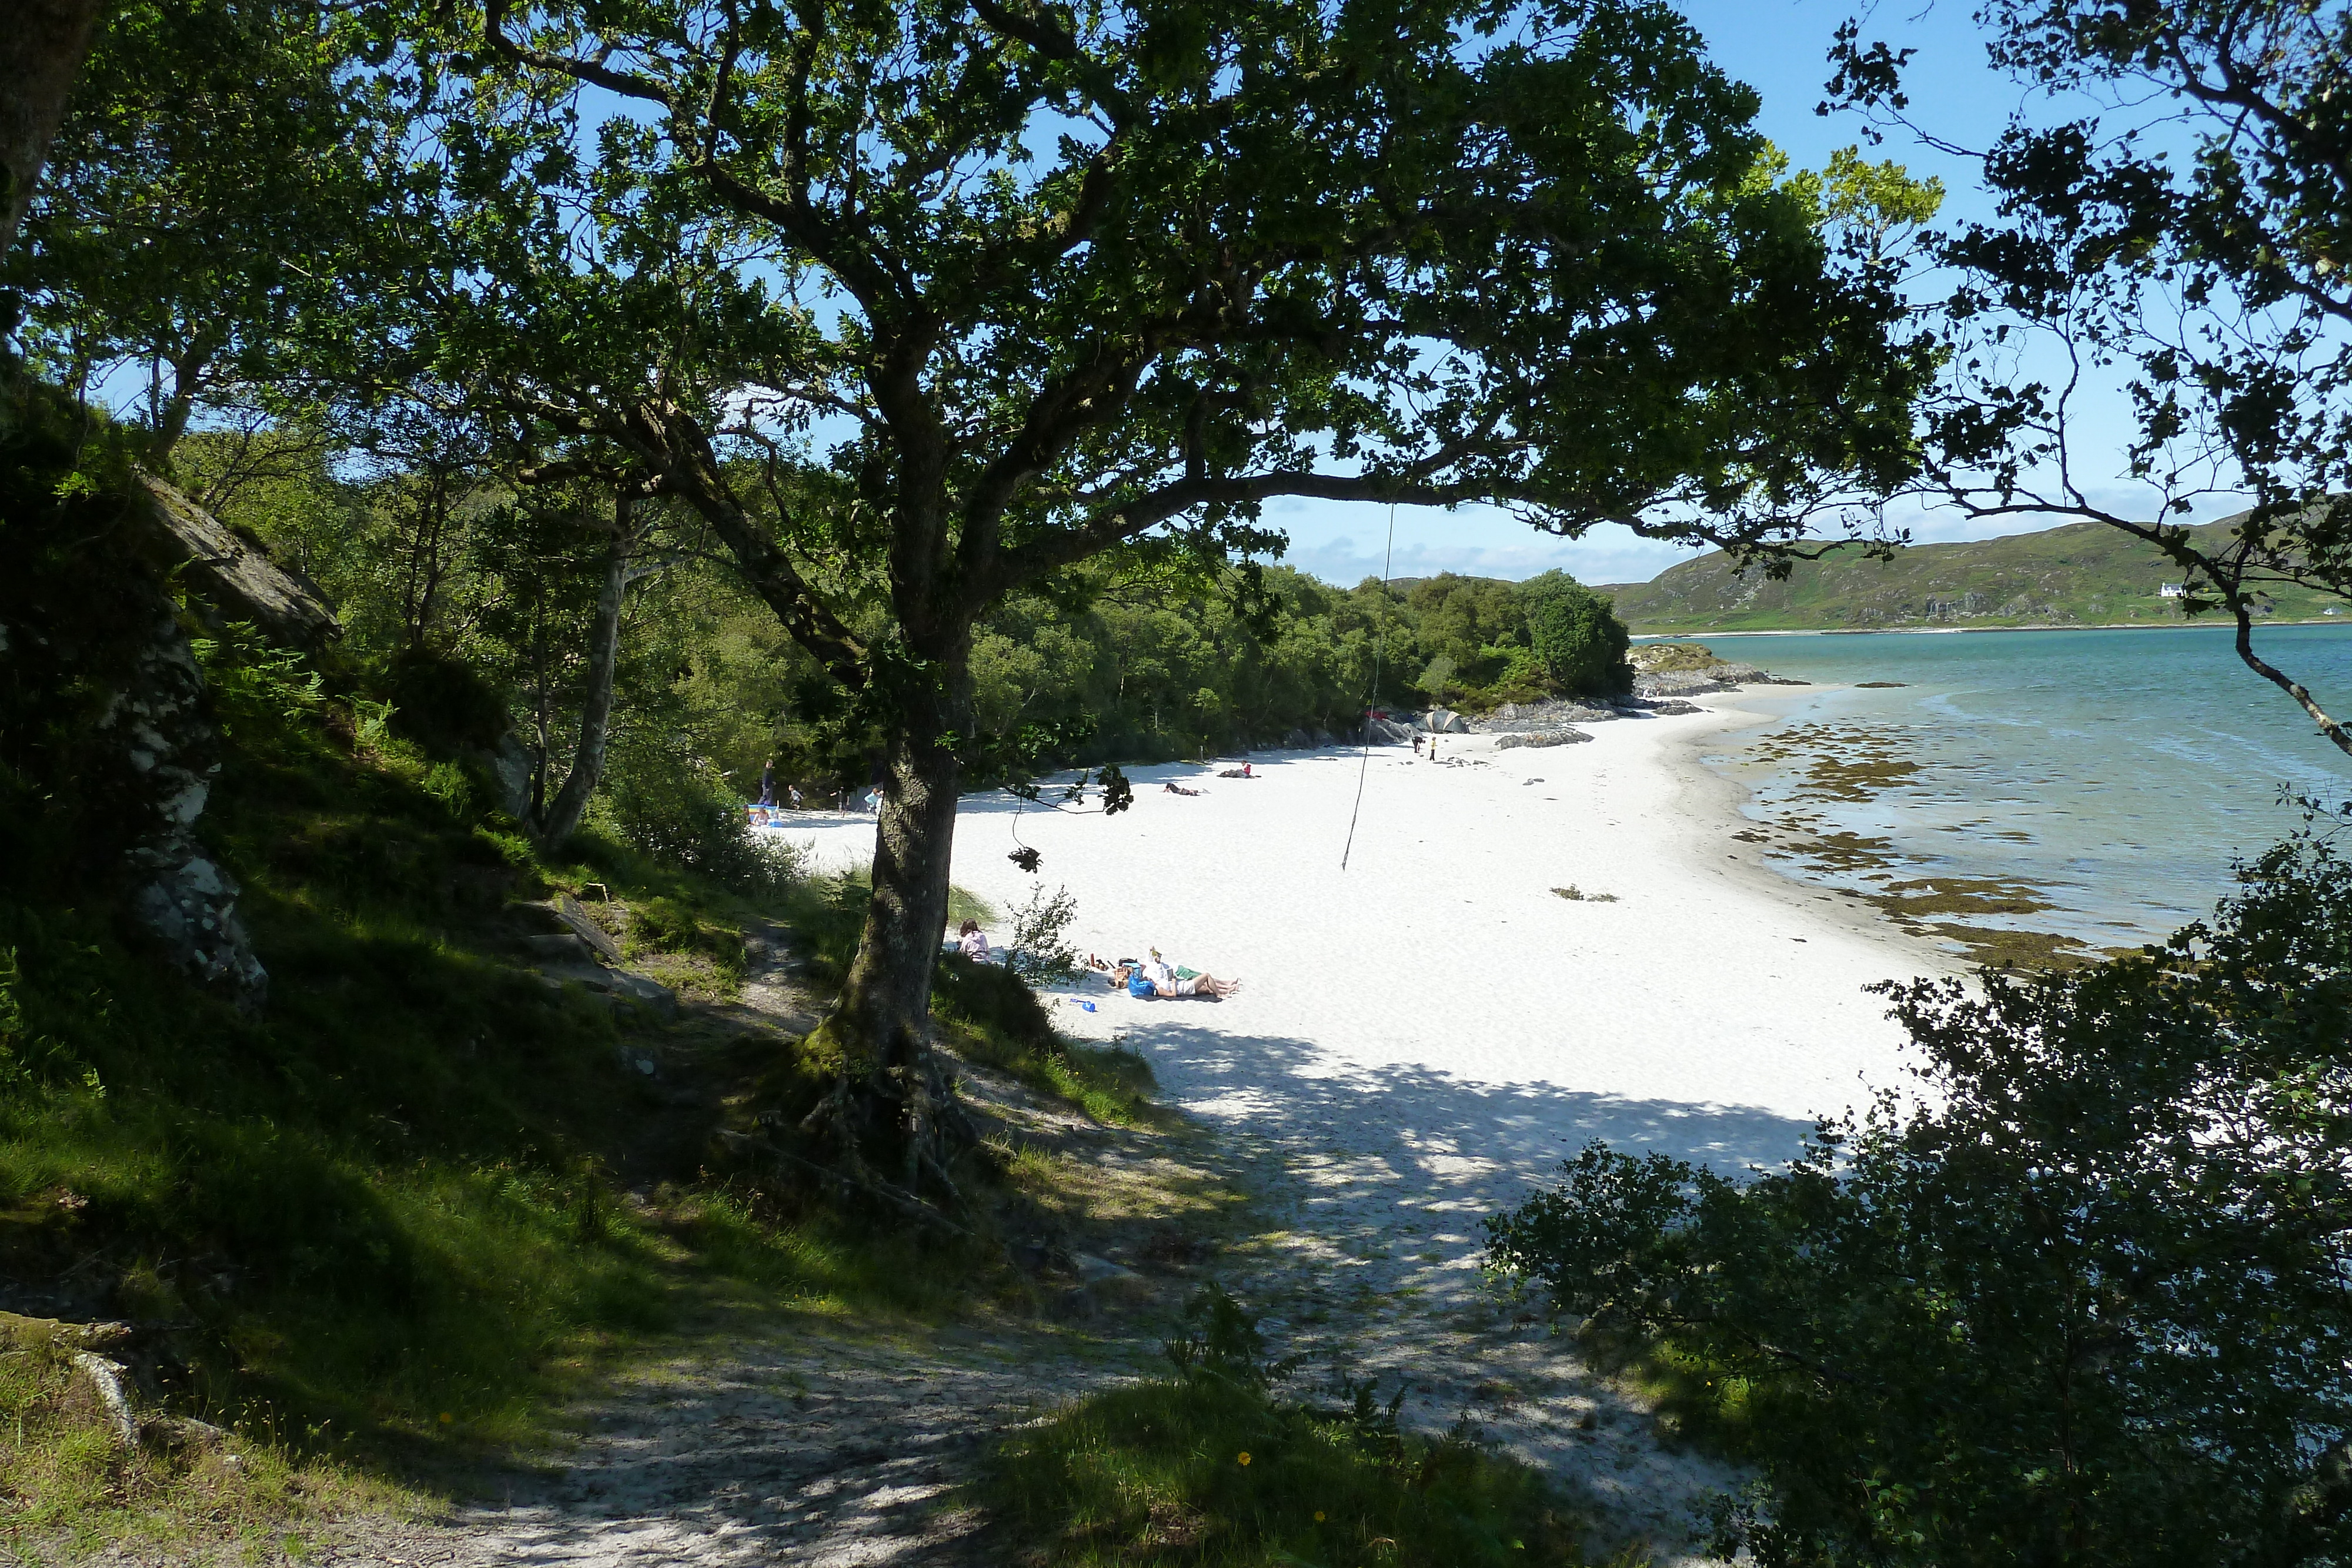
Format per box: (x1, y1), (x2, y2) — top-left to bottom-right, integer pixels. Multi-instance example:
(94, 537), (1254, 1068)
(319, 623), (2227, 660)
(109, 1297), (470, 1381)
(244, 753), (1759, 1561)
(758, 756), (778, 807)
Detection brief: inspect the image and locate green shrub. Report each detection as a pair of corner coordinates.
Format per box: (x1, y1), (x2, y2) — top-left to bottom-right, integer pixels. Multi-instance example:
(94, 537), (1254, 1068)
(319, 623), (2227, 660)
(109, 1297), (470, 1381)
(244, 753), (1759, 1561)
(1005, 882), (1083, 985)
(1518, 572), (1632, 697)
(380, 646), (513, 756)
(1486, 823), (2352, 1567)
(986, 1285), (1585, 1566)
(602, 743), (803, 900)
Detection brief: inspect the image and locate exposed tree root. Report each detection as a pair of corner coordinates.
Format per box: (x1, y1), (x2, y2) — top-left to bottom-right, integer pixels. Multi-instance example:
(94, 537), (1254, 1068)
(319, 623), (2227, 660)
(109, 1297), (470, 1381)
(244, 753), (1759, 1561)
(716, 1129), (973, 1239)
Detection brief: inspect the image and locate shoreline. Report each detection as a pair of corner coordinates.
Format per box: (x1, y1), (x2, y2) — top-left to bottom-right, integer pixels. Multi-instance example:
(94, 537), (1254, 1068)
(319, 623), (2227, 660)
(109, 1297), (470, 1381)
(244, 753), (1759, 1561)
(1646, 690), (1964, 968)
(1634, 616), (2352, 638)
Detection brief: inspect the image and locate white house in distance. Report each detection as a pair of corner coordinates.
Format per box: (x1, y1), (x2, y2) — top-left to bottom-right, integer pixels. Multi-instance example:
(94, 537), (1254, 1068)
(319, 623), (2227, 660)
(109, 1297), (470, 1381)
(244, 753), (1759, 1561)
(2158, 582), (2186, 599)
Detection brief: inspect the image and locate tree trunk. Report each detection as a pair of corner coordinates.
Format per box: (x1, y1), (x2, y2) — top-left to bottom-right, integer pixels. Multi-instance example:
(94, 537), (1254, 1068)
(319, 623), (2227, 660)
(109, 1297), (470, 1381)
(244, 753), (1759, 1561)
(802, 634), (977, 1198)
(0, 0), (105, 256)
(534, 503), (630, 848)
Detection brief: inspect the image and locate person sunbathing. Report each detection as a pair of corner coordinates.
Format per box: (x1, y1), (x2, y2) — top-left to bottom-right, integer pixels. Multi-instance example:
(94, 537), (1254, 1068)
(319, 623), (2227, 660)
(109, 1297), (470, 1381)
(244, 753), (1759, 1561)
(1215, 763), (1256, 779)
(1115, 957), (1239, 1000)
(1163, 781), (1204, 796)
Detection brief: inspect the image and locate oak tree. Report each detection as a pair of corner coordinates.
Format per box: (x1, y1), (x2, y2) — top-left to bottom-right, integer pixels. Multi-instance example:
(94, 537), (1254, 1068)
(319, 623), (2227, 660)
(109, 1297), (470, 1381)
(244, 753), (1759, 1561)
(452, 0), (1938, 1198)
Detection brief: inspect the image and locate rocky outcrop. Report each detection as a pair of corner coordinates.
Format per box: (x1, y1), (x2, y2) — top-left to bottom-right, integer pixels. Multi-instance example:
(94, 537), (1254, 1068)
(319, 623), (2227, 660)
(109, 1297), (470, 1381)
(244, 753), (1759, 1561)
(0, 436), (340, 1012)
(96, 586), (273, 1008)
(1495, 729), (1593, 750)
(98, 477), (341, 1011)
(1626, 641), (1720, 674)
(1634, 671), (1736, 697)
(127, 470), (340, 650)
(1634, 662), (1808, 698)
(1478, 698), (1623, 731)
(513, 897), (679, 1019)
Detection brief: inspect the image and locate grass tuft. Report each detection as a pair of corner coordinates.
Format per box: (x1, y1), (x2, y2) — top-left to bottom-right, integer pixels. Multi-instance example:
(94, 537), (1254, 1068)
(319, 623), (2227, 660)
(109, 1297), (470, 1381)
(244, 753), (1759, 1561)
(985, 1373), (1591, 1566)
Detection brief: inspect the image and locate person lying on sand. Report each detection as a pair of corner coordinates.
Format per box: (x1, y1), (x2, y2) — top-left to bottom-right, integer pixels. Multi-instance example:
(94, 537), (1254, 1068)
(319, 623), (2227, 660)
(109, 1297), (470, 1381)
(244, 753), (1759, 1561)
(1215, 763), (1255, 779)
(1163, 781), (1204, 796)
(1113, 957), (1239, 1000)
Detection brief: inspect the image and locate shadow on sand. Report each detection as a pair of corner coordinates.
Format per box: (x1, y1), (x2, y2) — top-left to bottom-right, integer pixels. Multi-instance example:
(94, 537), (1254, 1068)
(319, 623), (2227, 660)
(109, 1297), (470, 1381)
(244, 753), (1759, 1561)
(1125, 1019), (1823, 1241)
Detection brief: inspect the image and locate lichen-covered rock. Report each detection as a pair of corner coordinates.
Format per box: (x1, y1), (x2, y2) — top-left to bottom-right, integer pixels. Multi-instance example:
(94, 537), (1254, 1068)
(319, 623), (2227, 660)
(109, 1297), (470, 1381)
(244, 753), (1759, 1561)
(1477, 698), (1621, 730)
(1495, 728), (1593, 750)
(128, 469), (340, 650)
(2, 394), (334, 1013)
(1634, 670), (1738, 697)
(99, 597), (269, 1009)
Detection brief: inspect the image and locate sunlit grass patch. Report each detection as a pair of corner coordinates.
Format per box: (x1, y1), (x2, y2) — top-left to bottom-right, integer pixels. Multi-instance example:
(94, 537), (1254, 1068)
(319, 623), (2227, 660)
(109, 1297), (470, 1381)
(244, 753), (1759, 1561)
(985, 1374), (1589, 1567)
(987, 1285), (1593, 1566)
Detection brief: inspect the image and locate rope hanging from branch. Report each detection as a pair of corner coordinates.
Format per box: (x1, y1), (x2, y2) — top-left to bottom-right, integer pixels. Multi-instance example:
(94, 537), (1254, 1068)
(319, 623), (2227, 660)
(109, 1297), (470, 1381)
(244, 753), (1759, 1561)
(1341, 504), (1396, 872)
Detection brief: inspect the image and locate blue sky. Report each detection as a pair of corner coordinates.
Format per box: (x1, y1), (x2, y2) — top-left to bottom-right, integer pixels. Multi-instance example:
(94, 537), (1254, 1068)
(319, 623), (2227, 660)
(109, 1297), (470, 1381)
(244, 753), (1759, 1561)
(1269, 0), (2195, 590)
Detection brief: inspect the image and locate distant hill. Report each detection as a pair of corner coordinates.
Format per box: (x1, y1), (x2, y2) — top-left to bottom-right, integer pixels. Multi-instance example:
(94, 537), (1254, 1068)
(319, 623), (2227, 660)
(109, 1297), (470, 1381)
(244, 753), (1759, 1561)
(1598, 517), (2348, 633)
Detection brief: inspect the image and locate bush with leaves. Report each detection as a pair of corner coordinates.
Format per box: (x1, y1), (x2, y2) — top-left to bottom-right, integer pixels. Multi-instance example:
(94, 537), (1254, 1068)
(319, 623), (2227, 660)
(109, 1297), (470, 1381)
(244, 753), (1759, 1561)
(988, 1283), (1582, 1566)
(1004, 882), (1082, 987)
(1518, 571), (1632, 698)
(600, 743), (801, 902)
(1486, 818), (2352, 1567)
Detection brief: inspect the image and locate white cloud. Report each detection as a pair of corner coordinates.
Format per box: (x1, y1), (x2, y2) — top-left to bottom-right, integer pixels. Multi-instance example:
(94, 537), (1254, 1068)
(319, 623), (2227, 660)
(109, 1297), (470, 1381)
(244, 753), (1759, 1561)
(1266, 528), (1705, 587)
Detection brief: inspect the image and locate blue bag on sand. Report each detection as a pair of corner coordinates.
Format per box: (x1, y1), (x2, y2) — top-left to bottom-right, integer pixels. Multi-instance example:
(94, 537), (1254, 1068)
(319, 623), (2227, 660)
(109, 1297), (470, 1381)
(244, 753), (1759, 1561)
(1127, 970), (1155, 998)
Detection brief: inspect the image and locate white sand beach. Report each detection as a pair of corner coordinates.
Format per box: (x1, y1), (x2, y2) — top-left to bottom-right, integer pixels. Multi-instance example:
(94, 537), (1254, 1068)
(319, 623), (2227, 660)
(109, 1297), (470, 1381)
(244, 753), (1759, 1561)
(787, 700), (1947, 1189)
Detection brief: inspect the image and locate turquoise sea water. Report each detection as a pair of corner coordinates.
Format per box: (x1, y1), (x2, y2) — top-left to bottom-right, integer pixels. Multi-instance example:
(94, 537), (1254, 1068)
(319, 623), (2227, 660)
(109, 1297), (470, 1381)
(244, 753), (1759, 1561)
(1699, 624), (2352, 948)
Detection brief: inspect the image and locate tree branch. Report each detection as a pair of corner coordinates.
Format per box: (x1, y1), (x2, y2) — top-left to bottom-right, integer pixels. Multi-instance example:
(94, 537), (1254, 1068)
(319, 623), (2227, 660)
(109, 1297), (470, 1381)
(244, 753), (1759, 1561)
(480, 0), (676, 109)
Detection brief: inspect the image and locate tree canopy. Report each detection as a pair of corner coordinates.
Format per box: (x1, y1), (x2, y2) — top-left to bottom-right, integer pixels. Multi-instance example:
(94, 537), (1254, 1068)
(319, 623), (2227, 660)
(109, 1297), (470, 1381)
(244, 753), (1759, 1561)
(1833, 0), (2352, 754)
(419, 0), (1945, 1175)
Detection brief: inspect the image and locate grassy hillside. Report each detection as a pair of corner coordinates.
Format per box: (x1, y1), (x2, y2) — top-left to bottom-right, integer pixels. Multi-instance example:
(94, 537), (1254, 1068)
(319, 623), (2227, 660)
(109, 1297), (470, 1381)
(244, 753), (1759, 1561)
(1599, 517), (2348, 633)
(0, 607), (1157, 1552)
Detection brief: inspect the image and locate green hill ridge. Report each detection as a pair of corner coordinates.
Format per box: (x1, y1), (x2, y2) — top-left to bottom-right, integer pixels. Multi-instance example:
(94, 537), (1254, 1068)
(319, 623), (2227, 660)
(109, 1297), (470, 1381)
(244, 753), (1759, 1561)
(1598, 517), (2347, 633)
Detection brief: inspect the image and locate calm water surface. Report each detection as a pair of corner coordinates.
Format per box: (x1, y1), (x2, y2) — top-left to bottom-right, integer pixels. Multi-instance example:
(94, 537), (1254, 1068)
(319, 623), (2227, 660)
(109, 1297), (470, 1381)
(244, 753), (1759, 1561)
(1700, 624), (2352, 947)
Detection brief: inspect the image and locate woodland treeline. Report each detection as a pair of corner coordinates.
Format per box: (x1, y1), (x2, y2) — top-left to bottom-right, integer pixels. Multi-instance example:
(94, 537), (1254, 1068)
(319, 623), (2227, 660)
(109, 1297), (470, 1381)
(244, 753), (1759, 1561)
(173, 429), (1631, 814)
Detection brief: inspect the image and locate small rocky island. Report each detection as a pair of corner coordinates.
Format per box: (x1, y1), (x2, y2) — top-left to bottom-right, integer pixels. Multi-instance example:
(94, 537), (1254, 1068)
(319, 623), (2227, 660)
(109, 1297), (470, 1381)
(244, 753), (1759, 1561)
(1456, 642), (1807, 750)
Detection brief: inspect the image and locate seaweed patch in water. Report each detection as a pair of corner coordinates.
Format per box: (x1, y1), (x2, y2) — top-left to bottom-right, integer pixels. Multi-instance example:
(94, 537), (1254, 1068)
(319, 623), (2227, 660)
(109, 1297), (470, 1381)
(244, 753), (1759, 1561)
(1867, 877), (2056, 919)
(1911, 923), (2093, 971)
(1733, 720), (2102, 971)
